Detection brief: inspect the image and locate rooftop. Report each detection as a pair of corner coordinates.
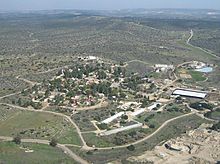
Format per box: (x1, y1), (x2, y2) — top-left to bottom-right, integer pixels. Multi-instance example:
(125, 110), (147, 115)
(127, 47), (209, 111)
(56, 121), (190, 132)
(172, 89), (207, 99)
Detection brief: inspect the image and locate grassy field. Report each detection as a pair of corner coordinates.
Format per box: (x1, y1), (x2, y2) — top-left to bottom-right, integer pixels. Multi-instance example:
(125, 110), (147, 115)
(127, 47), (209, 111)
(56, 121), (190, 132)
(176, 39), (216, 62)
(191, 29), (220, 55)
(188, 70), (206, 81)
(209, 110), (220, 120)
(0, 106), (81, 145)
(205, 108), (220, 121)
(136, 111), (185, 129)
(0, 142), (75, 164)
(200, 66), (220, 88)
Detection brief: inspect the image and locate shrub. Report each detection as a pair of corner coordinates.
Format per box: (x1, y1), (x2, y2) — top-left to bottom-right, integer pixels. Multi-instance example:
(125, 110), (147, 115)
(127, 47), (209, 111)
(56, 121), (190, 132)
(49, 138), (57, 147)
(149, 124), (155, 129)
(127, 145), (135, 151)
(97, 123), (108, 130)
(13, 135), (21, 144)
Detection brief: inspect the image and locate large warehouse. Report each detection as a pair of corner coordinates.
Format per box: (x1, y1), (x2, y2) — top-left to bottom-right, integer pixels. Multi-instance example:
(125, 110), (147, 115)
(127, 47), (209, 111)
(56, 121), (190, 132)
(172, 89), (207, 99)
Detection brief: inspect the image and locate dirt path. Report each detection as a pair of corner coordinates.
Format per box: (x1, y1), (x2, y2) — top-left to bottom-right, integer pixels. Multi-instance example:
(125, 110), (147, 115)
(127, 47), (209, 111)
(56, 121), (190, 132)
(16, 76), (39, 86)
(74, 100), (108, 111)
(0, 103), (90, 150)
(0, 136), (89, 164)
(0, 102), (199, 151)
(95, 111), (196, 150)
(186, 29), (193, 44)
(186, 29), (220, 59)
(31, 59), (78, 75)
(185, 103), (217, 123)
(59, 100), (108, 111)
(126, 59), (152, 66)
(0, 92), (21, 100)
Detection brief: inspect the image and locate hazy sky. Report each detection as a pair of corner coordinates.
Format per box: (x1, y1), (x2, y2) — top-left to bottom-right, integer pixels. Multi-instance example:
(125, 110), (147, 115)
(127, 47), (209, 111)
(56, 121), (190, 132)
(0, 0), (220, 11)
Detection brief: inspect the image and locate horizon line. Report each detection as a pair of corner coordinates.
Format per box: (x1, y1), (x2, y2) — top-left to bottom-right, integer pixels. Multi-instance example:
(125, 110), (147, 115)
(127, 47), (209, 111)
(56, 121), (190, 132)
(0, 7), (220, 12)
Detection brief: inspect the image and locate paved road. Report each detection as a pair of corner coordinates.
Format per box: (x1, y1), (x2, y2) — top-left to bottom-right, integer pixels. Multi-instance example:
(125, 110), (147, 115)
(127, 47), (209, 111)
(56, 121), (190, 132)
(0, 136), (89, 164)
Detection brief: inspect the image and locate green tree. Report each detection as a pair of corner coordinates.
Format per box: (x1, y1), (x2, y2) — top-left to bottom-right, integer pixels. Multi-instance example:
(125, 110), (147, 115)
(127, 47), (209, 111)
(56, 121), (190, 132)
(127, 145), (135, 151)
(97, 123), (108, 130)
(49, 138), (57, 147)
(13, 135), (21, 144)
(121, 115), (128, 120)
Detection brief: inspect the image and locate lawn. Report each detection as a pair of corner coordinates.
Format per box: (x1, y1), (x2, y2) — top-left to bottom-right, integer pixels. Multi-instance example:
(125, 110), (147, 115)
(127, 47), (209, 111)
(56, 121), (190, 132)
(0, 107), (82, 145)
(0, 141), (76, 164)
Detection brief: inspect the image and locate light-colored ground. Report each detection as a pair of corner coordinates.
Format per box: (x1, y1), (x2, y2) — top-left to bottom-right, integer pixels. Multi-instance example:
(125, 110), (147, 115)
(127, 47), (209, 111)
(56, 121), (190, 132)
(179, 73), (192, 79)
(127, 124), (220, 164)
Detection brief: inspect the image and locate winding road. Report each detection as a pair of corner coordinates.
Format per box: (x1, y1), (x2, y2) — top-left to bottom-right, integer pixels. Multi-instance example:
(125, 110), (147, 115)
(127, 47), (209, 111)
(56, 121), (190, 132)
(186, 29), (220, 59)
(0, 102), (200, 151)
(0, 102), (90, 150)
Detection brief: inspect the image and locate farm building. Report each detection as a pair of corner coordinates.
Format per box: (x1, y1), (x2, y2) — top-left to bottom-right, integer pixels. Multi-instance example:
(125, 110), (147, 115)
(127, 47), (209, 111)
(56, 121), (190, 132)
(172, 89), (207, 99)
(101, 112), (125, 124)
(154, 64), (174, 72)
